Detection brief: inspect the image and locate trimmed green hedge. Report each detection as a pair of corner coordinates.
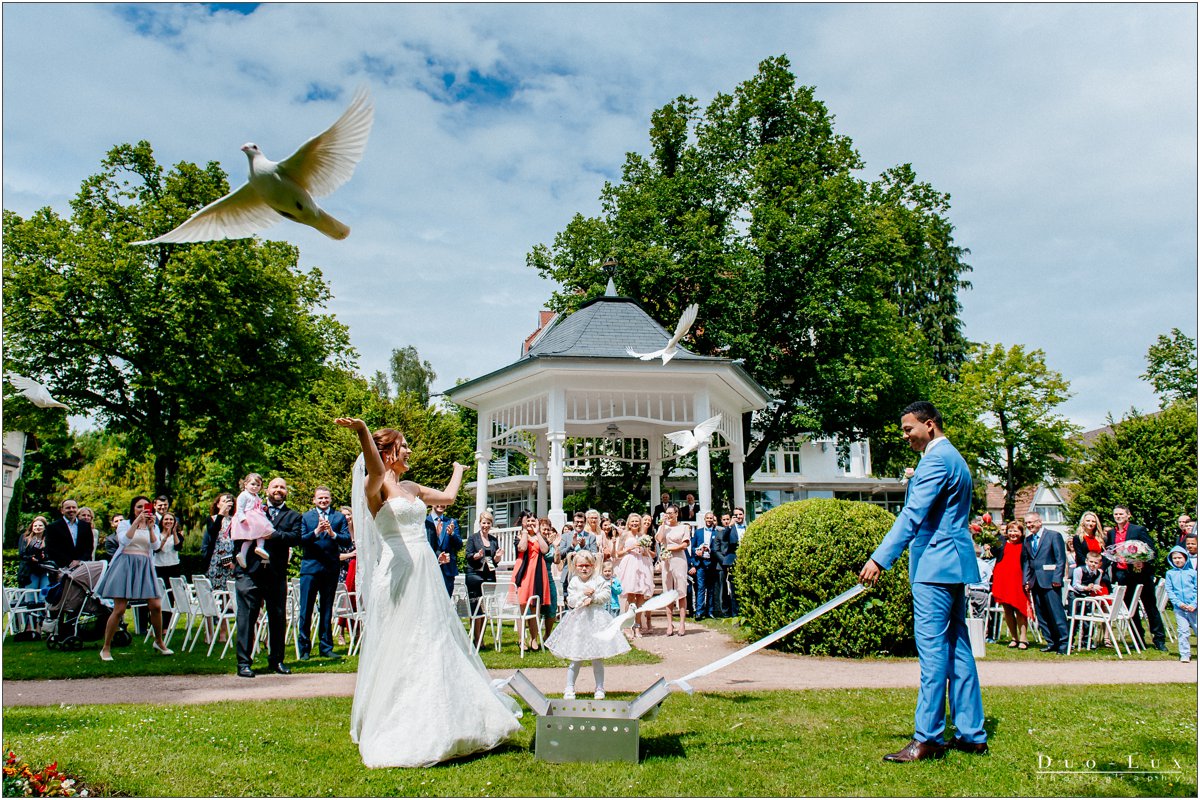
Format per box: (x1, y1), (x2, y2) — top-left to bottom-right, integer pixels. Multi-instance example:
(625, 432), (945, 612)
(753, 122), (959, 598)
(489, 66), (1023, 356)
(734, 498), (915, 657)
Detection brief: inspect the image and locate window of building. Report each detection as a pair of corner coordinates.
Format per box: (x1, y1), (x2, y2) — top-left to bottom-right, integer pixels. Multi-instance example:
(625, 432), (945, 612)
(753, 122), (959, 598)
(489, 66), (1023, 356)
(1034, 504), (1064, 524)
(782, 442), (802, 474)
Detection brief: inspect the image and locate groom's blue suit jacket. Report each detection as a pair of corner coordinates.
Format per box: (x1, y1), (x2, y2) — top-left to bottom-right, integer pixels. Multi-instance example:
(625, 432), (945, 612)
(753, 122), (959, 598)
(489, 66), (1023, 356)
(870, 438), (980, 585)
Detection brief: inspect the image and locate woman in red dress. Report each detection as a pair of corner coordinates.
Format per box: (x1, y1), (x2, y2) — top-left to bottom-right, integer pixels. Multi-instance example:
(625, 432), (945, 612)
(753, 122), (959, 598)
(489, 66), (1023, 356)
(992, 520), (1034, 649)
(1071, 510), (1106, 567)
(509, 511), (550, 651)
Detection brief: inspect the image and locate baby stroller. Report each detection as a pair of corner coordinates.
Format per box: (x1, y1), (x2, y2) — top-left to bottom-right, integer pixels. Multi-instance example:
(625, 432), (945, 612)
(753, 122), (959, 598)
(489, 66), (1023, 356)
(41, 561), (131, 651)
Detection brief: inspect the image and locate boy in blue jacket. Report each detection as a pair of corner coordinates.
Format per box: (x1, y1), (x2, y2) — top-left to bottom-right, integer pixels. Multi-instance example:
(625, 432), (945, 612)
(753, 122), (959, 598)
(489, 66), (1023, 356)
(1164, 545), (1197, 663)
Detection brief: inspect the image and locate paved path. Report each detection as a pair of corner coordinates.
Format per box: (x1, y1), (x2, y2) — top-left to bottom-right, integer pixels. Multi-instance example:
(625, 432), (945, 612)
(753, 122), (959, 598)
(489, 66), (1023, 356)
(4, 625), (1195, 708)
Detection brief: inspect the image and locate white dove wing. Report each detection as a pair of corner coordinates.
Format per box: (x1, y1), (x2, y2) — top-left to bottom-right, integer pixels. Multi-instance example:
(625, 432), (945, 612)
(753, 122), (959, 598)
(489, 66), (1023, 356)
(667, 303), (700, 348)
(134, 183), (281, 245)
(663, 428), (697, 453)
(276, 88), (374, 198)
(692, 413), (723, 443)
(626, 346), (665, 361)
(7, 373), (69, 409)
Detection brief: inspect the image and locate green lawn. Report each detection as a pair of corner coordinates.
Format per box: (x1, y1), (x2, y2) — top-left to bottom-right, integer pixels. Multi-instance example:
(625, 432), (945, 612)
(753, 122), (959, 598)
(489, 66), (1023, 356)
(1, 615), (658, 681)
(2, 685), (1194, 797)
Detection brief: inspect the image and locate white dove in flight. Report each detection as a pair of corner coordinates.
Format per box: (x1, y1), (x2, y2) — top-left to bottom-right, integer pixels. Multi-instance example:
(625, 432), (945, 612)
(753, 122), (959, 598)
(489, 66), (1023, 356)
(133, 87), (375, 245)
(6, 373), (70, 410)
(626, 303), (699, 365)
(664, 413), (722, 457)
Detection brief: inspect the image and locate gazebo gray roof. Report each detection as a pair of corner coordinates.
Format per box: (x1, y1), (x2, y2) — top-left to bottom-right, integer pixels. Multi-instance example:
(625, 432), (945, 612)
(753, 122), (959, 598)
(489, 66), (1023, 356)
(527, 296), (714, 361)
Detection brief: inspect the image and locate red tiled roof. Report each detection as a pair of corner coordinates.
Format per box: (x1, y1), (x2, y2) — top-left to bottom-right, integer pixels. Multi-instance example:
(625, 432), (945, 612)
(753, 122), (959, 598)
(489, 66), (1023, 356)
(985, 483), (1038, 521)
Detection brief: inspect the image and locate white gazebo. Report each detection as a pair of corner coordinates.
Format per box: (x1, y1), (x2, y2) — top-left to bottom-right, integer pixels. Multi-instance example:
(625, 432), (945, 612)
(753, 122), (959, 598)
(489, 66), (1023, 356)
(445, 291), (772, 531)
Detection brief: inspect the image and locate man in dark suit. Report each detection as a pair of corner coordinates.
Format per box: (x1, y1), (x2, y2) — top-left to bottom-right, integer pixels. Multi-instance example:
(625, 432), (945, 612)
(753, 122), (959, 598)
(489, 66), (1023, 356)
(651, 492), (672, 525)
(425, 503), (463, 596)
(689, 512), (720, 620)
(1021, 512), (1069, 654)
(1107, 504), (1166, 650)
(678, 493), (700, 523)
(713, 511), (740, 617)
(860, 401), (986, 762)
(297, 486), (351, 660)
(234, 476), (301, 677)
(44, 499), (94, 570)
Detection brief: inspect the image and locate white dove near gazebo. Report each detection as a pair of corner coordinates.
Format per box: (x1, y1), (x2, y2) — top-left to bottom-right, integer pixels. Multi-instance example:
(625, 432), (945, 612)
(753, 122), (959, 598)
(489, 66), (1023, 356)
(626, 303), (699, 365)
(665, 413), (723, 457)
(134, 87), (374, 245)
(6, 373), (69, 410)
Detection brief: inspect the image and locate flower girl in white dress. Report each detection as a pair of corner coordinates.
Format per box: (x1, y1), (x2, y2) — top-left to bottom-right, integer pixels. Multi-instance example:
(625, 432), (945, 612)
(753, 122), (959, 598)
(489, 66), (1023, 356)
(334, 417), (521, 768)
(544, 550), (630, 699)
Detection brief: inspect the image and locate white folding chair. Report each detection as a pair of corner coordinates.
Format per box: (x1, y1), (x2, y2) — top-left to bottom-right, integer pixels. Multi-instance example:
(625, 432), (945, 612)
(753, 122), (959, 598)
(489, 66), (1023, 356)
(332, 589), (365, 656)
(169, 577), (201, 651)
(145, 578), (174, 644)
(1114, 583), (1145, 653)
(468, 582), (495, 651)
(1068, 586), (1127, 658)
(4, 588), (46, 638)
(486, 582), (541, 657)
(192, 577), (237, 658)
(1152, 580), (1175, 643)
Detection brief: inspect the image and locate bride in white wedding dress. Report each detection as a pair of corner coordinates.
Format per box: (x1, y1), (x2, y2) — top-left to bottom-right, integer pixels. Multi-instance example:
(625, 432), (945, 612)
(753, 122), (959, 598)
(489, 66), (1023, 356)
(335, 418), (522, 768)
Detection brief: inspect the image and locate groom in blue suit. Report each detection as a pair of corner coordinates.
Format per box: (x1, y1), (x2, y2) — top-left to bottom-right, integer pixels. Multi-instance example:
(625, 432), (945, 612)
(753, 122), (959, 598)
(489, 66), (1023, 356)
(859, 401), (987, 762)
(298, 487), (352, 660)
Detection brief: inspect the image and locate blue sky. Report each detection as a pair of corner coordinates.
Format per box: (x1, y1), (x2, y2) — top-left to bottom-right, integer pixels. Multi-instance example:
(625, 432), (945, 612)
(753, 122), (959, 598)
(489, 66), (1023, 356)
(3, 2), (1196, 432)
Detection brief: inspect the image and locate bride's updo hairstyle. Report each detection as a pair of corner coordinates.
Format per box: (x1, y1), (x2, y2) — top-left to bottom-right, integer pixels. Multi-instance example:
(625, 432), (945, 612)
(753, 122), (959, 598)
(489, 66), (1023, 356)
(372, 428), (405, 465)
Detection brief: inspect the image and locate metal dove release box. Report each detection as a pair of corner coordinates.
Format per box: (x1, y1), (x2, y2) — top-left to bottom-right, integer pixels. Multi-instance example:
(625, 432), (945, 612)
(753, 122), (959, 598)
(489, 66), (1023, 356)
(507, 670), (671, 763)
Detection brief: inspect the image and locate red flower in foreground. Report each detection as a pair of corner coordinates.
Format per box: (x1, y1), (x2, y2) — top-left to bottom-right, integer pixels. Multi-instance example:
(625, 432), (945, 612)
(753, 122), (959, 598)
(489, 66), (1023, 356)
(981, 513), (992, 525)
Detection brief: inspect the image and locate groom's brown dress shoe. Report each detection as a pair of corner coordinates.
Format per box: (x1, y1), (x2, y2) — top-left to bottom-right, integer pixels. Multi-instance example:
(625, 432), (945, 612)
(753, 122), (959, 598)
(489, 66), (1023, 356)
(883, 738), (946, 762)
(948, 738), (989, 754)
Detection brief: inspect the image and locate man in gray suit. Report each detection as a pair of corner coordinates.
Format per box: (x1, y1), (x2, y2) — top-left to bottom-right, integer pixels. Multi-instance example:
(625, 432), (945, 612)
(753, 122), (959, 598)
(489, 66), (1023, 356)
(1023, 511), (1069, 654)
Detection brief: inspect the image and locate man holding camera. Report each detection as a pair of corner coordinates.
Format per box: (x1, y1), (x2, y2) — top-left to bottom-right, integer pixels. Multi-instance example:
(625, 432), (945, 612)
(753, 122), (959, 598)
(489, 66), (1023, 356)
(297, 487), (351, 660)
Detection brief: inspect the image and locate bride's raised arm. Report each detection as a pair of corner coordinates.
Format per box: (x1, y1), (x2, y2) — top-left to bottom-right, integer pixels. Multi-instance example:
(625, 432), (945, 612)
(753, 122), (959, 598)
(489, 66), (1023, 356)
(408, 461), (468, 507)
(335, 418), (386, 510)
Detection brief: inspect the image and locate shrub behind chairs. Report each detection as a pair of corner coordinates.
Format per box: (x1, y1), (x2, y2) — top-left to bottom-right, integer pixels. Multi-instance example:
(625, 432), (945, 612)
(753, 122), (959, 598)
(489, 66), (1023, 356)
(734, 498), (915, 657)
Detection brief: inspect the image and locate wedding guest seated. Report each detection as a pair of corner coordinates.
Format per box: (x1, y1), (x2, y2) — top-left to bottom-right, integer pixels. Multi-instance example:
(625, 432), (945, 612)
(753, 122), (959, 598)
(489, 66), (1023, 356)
(1069, 550), (1111, 607)
(966, 544), (993, 619)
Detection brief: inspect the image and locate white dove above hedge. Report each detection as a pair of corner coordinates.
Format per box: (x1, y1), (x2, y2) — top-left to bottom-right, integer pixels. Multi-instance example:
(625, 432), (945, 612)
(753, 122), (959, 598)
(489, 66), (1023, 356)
(134, 87), (374, 245)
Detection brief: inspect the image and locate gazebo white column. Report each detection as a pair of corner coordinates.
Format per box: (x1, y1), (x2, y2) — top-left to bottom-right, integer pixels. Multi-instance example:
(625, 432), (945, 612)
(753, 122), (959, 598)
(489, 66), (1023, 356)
(547, 388), (567, 530)
(474, 412), (491, 523)
(534, 434), (549, 518)
(695, 393), (713, 515)
(731, 449), (747, 512)
(649, 432), (663, 513)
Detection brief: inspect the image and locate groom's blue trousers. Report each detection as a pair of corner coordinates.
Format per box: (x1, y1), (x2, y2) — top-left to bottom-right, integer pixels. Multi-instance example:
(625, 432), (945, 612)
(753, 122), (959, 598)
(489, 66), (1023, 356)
(911, 582), (986, 745)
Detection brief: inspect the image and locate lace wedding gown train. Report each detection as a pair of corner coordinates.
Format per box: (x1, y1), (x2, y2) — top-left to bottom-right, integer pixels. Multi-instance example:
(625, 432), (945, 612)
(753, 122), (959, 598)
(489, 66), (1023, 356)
(349, 494), (521, 768)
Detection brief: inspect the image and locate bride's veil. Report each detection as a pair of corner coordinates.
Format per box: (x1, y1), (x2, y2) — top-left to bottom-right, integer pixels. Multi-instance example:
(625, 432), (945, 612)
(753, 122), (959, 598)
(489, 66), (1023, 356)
(350, 453), (379, 614)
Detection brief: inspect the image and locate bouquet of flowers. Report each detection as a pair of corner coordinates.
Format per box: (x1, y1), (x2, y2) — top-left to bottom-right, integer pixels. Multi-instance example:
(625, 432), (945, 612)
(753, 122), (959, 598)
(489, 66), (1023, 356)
(637, 534), (654, 551)
(968, 512), (999, 544)
(1103, 539), (1154, 565)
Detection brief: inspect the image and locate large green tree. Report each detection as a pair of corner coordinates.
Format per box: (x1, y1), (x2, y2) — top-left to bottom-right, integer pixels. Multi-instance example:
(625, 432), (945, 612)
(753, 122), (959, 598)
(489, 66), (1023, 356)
(1069, 400), (1197, 551)
(2, 141), (353, 497)
(1141, 327), (1197, 407)
(527, 56), (968, 478)
(948, 343), (1079, 520)
(389, 345), (437, 406)
(270, 366), (475, 516)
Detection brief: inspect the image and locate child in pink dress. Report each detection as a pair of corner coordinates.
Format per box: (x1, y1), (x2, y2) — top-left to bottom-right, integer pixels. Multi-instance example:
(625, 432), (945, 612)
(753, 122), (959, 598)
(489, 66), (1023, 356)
(232, 473), (274, 568)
